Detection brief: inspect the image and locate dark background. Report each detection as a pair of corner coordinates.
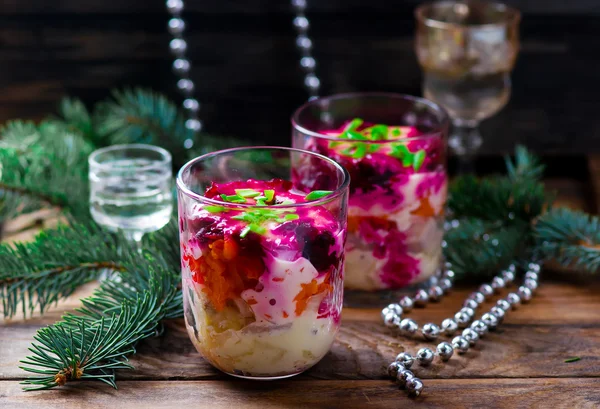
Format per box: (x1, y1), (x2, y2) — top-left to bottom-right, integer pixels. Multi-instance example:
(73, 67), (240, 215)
(1, 0), (599, 155)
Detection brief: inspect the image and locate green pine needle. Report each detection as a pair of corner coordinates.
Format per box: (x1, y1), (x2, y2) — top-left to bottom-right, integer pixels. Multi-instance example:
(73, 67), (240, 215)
(535, 208), (600, 273)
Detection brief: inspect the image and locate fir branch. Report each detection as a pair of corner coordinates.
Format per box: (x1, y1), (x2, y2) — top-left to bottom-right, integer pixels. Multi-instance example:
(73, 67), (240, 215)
(444, 219), (528, 278)
(534, 208), (600, 273)
(18, 222), (182, 390)
(505, 144), (545, 182)
(0, 223), (142, 318)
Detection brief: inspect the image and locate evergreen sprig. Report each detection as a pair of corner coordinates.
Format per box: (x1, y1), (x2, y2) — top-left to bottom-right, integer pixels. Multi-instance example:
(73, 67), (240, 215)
(444, 145), (550, 277)
(534, 208), (600, 273)
(14, 220), (182, 390)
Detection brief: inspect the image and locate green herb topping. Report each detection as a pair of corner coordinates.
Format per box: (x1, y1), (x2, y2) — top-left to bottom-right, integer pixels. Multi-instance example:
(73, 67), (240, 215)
(305, 190), (333, 201)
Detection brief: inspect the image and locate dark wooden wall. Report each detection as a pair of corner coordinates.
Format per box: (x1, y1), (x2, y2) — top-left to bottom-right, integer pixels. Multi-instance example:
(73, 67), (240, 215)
(1, 0), (599, 155)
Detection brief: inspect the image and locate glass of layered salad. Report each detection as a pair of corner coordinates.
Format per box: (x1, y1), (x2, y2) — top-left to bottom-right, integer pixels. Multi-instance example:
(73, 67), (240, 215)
(176, 146), (349, 379)
(292, 93), (449, 300)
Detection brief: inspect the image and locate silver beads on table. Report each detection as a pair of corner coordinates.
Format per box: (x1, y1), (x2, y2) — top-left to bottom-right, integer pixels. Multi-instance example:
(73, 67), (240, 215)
(399, 296), (414, 312)
(399, 318), (419, 336)
(518, 286), (533, 303)
(479, 284), (494, 298)
(441, 318), (458, 336)
(470, 320), (488, 336)
(416, 348), (435, 366)
(395, 352), (414, 369)
(468, 291), (485, 304)
(451, 336), (470, 354)
(383, 303), (403, 317)
(490, 306), (506, 322)
(166, 0), (202, 143)
(491, 277), (506, 292)
(461, 328), (479, 346)
(481, 313), (499, 330)
(422, 323), (440, 341)
(502, 270), (515, 285)
(388, 361), (402, 378)
(291, 0), (320, 99)
(396, 368), (414, 387)
(506, 292), (521, 309)
(496, 299), (511, 311)
(440, 277), (453, 292)
(463, 298), (479, 310)
(454, 310), (472, 328)
(524, 279), (538, 292)
(414, 289), (429, 307)
(428, 286), (444, 302)
(525, 271), (539, 281)
(406, 378), (424, 397)
(436, 342), (454, 362)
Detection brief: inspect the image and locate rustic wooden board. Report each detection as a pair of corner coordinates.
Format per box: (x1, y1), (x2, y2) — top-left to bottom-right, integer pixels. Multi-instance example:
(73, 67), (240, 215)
(1, 177), (599, 407)
(2, 379), (600, 409)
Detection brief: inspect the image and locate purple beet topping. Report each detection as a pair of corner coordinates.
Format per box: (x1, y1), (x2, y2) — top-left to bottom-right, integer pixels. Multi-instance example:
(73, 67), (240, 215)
(186, 178), (344, 275)
(297, 121), (444, 197)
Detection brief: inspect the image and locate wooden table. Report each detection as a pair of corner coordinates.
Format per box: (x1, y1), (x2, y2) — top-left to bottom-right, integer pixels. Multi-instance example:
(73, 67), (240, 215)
(1, 175), (600, 408)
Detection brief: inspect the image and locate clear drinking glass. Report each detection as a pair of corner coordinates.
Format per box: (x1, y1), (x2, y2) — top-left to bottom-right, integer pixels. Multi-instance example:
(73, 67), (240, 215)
(89, 144), (173, 247)
(415, 1), (520, 155)
(292, 93), (449, 302)
(177, 146), (349, 379)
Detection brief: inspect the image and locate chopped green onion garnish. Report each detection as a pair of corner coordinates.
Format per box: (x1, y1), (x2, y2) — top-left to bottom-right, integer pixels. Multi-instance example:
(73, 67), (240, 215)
(279, 199), (294, 205)
(413, 149), (426, 171)
(204, 205), (227, 213)
(284, 213), (300, 220)
(351, 143), (367, 159)
(305, 190), (333, 201)
(370, 125), (388, 140)
(264, 189), (275, 202)
(235, 189), (260, 198)
(391, 128), (402, 137)
(390, 144), (414, 167)
(344, 118), (364, 132)
(239, 225), (251, 238)
(345, 130), (367, 140)
(564, 357), (581, 363)
(220, 194), (246, 203)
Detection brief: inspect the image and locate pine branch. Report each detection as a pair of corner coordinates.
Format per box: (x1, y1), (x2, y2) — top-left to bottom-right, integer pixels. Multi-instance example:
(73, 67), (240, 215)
(444, 219), (528, 278)
(0, 223), (140, 318)
(534, 208), (600, 273)
(18, 222), (182, 390)
(505, 144), (545, 182)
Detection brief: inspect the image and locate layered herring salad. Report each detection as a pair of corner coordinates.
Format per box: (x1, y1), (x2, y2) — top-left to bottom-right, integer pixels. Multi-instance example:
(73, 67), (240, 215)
(179, 179), (344, 377)
(300, 119), (447, 290)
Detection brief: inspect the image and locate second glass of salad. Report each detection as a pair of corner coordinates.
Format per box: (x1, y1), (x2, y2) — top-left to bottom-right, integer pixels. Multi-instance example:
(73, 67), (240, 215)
(292, 93), (449, 300)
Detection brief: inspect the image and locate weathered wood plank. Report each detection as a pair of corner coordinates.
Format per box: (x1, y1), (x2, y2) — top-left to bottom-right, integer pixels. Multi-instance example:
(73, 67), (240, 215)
(1, 378), (600, 408)
(2, 281), (600, 381)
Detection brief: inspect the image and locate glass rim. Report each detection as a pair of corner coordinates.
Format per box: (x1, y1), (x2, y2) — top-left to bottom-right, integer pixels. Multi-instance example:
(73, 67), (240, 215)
(176, 145), (351, 209)
(88, 143), (172, 171)
(291, 92), (450, 144)
(415, 1), (521, 31)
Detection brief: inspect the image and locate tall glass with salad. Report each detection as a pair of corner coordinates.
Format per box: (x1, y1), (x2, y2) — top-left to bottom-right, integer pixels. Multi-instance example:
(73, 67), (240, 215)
(176, 146), (349, 379)
(292, 93), (449, 297)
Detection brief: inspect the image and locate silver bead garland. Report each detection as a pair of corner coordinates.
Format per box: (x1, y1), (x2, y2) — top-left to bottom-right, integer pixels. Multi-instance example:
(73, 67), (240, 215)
(291, 0), (321, 100)
(166, 0), (202, 149)
(381, 260), (542, 397)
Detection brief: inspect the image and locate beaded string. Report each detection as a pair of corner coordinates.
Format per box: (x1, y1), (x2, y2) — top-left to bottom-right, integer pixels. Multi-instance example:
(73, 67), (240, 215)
(382, 260), (541, 397)
(291, 0), (321, 100)
(166, 0), (201, 149)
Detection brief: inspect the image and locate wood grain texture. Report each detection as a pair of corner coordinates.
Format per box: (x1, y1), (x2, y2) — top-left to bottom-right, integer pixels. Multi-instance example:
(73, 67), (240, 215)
(2, 281), (600, 381)
(1, 379), (600, 409)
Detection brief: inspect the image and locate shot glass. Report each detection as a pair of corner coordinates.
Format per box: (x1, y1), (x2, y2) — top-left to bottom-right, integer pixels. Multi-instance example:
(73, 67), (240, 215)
(89, 144), (173, 247)
(176, 146), (349, 379)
